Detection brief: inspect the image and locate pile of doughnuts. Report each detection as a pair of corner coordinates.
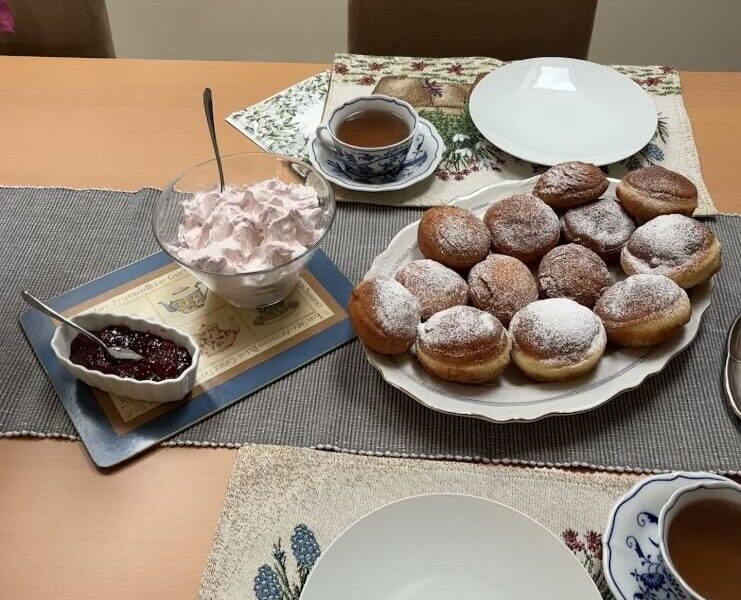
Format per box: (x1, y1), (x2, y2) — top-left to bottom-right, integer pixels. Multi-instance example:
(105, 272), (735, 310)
(349, 162), (721, 384)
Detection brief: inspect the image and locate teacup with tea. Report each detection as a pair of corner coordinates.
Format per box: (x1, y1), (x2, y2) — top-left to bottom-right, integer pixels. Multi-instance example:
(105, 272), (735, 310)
(316, 95), (420, 182)
(659, 480), (741, 600)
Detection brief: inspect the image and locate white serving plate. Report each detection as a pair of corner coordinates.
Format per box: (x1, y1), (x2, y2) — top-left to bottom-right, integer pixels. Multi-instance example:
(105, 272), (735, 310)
(363, 177), (712, 423)
(469, 58), (657, 166)
(50, 312), (200, 403)
(300, 494), (600, 600)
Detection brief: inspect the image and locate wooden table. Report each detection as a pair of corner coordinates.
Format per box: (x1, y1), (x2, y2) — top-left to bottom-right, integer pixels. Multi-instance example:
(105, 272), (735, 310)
(0, 57), (739, 600)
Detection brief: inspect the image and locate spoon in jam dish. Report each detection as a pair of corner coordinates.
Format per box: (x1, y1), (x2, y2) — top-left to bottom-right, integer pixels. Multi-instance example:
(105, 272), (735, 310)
(22, 291), (144, 362)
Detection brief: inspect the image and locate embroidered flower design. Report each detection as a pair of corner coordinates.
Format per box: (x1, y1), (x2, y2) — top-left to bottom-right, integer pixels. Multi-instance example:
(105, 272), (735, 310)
(411, 61), (428, 71)
(358, 75), (376, 86)
(369, 62), (385, 71)
(254, 565), (282, 600)
(422, 79), (443, 98)
(562, 529), (584, 552)
(447, 64), (463, 75)
(586, 530), (602, 556)
(334, 63), (349, 75)
(561, 529), (610, 597)
(253, 524), (322, 600)
(291, 524), (321, 570)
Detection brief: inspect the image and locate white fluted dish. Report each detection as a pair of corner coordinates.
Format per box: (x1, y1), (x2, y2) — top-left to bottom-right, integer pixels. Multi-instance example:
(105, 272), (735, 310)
(50, 313), (200, 403)
(363, 177), (712, 423)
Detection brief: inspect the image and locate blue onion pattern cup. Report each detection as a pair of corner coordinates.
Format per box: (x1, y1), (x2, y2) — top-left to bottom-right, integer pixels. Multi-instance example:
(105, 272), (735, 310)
(658, 480), (741, 600)
(316, 95), (419, 182)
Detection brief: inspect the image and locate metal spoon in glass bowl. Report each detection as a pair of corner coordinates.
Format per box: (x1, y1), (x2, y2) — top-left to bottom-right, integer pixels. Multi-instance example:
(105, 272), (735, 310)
(22, 291), (143, 361)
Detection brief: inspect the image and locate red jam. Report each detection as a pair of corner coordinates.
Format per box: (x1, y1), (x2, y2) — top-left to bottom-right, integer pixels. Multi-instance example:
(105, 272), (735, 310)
(69, 325), (192, 382)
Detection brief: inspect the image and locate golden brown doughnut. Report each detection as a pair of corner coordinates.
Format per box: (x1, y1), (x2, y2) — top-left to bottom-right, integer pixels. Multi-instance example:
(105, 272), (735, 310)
(594, 274), (691, 347)
(561, 198), (636, 262)
(483, 194), (560, 263)
(395, 259), (468, 320)
(348, 277), (420, 355)
(620, 214), (721, 289)
(616, 166), (698, 221)
(509, 298), (606, 382)
(417, 206), (491, 270)
(537, 244), (613, 308)
(416, 306), (511, 383)
(467, 254), (538, 326)
(532, 161), (609, 209)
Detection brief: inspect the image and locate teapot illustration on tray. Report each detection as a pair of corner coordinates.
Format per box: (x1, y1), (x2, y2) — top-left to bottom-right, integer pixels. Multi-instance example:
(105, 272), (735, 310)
(159, 281), (208, 315)
(195, 315), (240, 356)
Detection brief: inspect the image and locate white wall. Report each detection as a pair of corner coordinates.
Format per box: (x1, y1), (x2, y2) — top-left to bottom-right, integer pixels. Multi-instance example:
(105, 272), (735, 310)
(107, 0), (347, 62)
(590, 0), (741, 71)
(108, 0), (741, 70)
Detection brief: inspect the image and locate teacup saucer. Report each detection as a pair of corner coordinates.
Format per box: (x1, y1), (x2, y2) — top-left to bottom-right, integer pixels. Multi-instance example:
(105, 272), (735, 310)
(307, 117), (444, 192)
(603, 472), (728, 600)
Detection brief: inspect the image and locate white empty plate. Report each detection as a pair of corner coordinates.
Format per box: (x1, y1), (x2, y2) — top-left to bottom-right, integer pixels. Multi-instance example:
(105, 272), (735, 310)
(300, 494), (600, 600)
(469, 57), (657, 166)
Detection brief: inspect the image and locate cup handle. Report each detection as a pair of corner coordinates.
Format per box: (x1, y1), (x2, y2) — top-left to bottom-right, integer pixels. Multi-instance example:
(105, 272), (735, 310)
(315, 125), (338, 153)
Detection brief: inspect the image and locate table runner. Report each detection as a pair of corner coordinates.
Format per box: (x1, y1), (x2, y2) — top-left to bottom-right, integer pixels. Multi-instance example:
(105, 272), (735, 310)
(198, 444), (642, 599)
(2, 187), (740, 473)
(228, 54), (716, 213)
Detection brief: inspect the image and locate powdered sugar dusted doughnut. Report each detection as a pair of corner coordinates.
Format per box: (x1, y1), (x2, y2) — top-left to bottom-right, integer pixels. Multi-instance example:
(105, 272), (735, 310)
(533, 161), (608, 209)
(395, 259), (468, 320)
(468, 254), (538, 326)
(616, 166), (698, 221)
(348, 277), (420, 355)
(509, 298), (606, 382)
(537, 244), (613, 308)
(484, 194), (560, 263)
(561, 198), (636, 262)
(620, 214), (721, 288)
(416, 306), (511, 383)
(417, 206), (491, 270)
(594, 274), (691, 347)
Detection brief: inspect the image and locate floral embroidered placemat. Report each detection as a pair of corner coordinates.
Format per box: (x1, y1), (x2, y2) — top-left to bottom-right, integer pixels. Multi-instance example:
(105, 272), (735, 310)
(198, 445), (642, 599)
(228, 54), (715, 214)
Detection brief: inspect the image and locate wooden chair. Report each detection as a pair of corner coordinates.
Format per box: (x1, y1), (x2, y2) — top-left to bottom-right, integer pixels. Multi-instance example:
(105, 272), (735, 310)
(348, 0), (598, 60)
(0, 0), (114, 58)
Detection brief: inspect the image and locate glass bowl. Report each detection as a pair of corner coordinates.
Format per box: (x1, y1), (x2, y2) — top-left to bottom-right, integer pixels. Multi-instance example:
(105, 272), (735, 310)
(153, 153), (336, 307)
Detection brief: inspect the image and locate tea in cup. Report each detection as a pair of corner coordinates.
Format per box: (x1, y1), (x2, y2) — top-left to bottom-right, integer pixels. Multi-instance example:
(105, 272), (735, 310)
(316, 95), (420, 182)
(658, 480), (741, 600)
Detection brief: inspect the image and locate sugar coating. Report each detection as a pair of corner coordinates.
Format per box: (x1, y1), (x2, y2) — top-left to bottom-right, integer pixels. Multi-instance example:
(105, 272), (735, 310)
(595, 274), (684, 322)
(625, 214), (709, 269)
(624, 166), (697, 199)
(418, 305), (501, 353)
(369, 277), (420, 338)
(395, 259), (468, 320)
(534, 161), (607, 201)
(468, 254), (538, 324)
(562, 198), (635, 252)
(510, 298), (604, 360)
(485, 194), (560, 258)
(426, 207), (490, 256)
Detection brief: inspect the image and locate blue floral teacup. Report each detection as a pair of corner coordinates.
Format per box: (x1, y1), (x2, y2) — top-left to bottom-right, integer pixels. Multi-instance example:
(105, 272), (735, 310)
(659, 480), (741, 600)
(316, 95), (419, 182)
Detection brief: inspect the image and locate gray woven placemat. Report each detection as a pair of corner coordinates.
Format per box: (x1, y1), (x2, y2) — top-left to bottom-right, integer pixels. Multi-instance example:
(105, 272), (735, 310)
(1, 187), (740, 473)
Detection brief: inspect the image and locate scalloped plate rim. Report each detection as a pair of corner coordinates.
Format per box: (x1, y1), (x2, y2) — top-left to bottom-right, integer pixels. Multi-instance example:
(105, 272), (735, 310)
(361, 176), (713, 423)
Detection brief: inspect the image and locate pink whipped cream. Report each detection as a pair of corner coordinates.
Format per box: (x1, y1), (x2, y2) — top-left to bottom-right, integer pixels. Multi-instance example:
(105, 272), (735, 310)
(170, 179), (325, 274)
